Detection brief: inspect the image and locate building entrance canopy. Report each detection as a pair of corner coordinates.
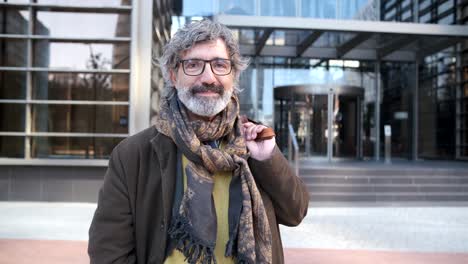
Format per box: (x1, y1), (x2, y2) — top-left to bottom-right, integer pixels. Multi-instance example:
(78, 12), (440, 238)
(215, 15), (468, 62)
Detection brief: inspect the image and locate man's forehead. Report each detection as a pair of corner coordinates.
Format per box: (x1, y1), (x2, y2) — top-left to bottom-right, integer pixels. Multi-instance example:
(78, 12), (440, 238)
(179, 38), (229, 59)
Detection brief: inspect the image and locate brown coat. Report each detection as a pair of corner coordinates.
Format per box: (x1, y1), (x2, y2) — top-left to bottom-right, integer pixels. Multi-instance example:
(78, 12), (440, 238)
(88, 126), (309, 264)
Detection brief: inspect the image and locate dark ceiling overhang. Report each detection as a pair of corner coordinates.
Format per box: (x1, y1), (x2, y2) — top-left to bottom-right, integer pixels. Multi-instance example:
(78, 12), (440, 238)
(215, 15), (468, 62)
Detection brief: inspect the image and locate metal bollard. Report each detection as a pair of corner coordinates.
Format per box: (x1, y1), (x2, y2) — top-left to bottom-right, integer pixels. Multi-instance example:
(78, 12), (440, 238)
(384, 125), (391, 164)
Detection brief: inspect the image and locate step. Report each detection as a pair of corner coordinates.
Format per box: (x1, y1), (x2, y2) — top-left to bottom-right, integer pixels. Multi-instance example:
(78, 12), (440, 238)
(307, 183), (468, 193)
(299, 168), (468, 177)
(309, 192), (468, 202)
(300, 175), (468, 185)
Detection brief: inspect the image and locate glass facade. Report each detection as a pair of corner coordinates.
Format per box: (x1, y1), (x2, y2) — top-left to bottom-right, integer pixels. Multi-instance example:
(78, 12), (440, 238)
(0, 0), (132, 159)
(174, 0), (467, 161)
(1, 0), (465, 162)
(380, 0), (466, 160)
(176, 0), (382, 160)
(380, 62), (415, 159)
(183, 0), (377, 20)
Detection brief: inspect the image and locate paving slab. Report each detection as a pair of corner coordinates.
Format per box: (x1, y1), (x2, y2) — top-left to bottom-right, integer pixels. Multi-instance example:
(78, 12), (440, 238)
(2, 202), (468, 253)
(1, 239), (468, 264)
(1, 202), (468, 263)
(284, 248), (468, 264)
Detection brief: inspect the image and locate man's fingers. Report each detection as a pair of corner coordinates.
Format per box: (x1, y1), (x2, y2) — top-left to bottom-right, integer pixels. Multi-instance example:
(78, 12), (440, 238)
(246, 124), (256, 140)
(242, 122), (267, 141)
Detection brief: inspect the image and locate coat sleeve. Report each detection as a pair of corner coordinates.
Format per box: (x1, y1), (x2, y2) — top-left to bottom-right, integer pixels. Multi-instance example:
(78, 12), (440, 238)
(248, 145), (309, 226)
(88, 145), (136, 264)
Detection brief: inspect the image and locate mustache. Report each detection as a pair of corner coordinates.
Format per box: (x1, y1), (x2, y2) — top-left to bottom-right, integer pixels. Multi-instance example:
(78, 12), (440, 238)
(190, 85), (224, 96)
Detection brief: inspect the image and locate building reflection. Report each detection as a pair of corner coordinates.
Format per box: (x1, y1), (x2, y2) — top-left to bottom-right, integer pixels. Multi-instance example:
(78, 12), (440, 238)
(0, 1), (131, 159)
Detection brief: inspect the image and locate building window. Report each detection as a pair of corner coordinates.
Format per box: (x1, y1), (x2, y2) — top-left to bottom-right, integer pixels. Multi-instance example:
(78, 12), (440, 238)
(0, 0), (132, 160)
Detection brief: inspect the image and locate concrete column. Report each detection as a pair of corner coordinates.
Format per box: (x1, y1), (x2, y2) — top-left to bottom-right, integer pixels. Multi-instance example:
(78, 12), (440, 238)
(130, 0), (154, 134)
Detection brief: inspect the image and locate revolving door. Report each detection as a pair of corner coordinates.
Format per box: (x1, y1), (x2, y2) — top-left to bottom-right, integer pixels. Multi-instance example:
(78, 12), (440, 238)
(274, 85), (364, 161)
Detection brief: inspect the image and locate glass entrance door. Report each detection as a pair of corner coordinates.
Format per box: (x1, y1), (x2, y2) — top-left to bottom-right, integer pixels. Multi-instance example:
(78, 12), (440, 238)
(274, 84), (363, 161)
(295, 94), (328, 157)
(332, 95), (360, 158)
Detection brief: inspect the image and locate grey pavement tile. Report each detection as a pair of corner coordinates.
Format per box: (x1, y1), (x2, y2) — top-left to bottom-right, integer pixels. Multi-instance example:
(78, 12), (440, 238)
(0, 202), (96, 241)
(280, 207), (468, 253)
(1, 203), (468, 254)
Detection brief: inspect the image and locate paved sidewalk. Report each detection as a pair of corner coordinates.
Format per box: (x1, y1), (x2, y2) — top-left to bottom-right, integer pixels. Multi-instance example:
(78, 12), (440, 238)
(1, 239), (468, 264)
(285, 248), (468, 264)
(1, 202), (468, 263)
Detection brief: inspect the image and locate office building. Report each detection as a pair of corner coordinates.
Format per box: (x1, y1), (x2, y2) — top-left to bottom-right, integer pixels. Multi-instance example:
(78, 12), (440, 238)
(0, 0), (467, 201)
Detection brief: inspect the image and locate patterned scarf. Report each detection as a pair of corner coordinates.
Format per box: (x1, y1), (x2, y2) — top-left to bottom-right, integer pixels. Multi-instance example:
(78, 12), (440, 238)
(154, 94), (272, 264)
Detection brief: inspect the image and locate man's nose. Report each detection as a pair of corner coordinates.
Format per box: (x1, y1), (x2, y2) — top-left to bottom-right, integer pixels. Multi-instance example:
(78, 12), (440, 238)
(199, 63), (217, 85)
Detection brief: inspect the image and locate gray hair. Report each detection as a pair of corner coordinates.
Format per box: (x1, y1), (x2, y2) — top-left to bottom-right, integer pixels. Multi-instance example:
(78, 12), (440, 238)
(159, 19), (249, 97)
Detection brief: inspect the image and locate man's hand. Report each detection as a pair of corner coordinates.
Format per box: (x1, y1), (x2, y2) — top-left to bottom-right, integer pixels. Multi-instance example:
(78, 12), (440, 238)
(242, 122), (275, 161)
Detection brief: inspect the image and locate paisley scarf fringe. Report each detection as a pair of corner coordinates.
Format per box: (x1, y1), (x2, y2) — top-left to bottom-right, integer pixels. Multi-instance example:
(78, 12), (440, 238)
(168, 215), (217, 264)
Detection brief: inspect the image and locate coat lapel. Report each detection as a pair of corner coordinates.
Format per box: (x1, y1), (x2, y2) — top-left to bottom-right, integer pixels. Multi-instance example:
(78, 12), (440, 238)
(151, 132), (177, 226)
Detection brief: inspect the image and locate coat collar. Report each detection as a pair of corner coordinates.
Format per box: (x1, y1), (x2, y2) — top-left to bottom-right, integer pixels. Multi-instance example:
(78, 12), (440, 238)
(150, 130), (177, 224)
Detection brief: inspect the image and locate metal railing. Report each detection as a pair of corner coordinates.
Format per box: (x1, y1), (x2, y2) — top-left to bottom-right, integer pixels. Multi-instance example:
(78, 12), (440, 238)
(288, 124), (300, 176)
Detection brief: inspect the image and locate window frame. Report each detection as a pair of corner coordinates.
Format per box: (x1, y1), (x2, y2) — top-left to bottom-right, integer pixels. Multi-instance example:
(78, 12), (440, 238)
(0, 1), (149, 165)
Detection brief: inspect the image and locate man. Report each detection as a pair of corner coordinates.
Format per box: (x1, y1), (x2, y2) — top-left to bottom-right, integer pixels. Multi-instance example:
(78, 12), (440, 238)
(88, 20), (309, 264)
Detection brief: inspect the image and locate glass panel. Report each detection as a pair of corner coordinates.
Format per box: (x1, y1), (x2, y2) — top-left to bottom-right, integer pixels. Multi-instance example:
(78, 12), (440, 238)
(238, 29), (254, 45)
(0, 136), (24, 158)
(34, 11), (130, 38)
(32, 72), (129, 101)
(300, 94), (328, 157)
(384, 8), (396, 20)
(219, 0), (254, 15)
(182, 0), (213, 16)
(402, 0), (411, 8)
(31, 136), (124, 159)
(274, 93), (328, 158)
(0, 103), (25, 131)
(35, 0), (131, 6)
(383, 0), (396, 9)
(419, 0), (431, 10)
(274, 31), (286, 46)
(339, 0), (371, 19)
(1, 0), (29, 3)
(302, 0), (336, 19)
(283, 30), (302, 46)
(419, 12), (431, 23)
(362, 66), (376, 159)
(402, 9), (412, 21)
(261, 0), (295, 17)
(313, 32), (341, 48)
(437, 14), (454, 25)
(0, 39), (27, 67)
(33, 41), (130, 70)
(438, 0), (454, 15)
(0, 71), (26, 99)
(381, 63), (414, 159)
(333, 95), (358, 158)
(0, 8), (29, 34)
(336, 33), (358, 47)
(32, 104), (129, 133)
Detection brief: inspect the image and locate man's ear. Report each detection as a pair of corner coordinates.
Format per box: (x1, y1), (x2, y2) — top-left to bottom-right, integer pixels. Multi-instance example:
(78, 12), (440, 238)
(169, 69), (177, 86)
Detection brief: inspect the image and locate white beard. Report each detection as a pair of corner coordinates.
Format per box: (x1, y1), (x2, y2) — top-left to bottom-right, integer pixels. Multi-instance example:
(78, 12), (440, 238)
(176, 85), (233, 117)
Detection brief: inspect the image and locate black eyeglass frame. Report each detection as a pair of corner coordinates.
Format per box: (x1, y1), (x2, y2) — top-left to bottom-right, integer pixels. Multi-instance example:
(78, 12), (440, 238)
(177, 58), (233, 76)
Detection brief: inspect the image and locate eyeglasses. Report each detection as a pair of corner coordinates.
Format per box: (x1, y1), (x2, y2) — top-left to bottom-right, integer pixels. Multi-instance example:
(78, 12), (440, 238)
(178, 58), (233, 76)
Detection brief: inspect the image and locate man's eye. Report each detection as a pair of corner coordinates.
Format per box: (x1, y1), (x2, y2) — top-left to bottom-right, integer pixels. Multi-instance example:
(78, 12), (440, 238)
(213, 61), (229, 69)
(185, 62), (200, 69)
